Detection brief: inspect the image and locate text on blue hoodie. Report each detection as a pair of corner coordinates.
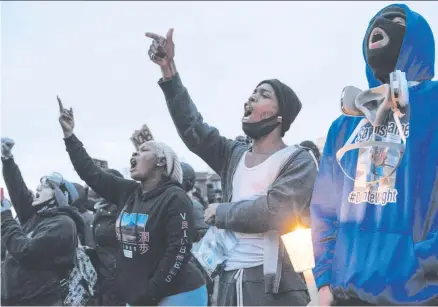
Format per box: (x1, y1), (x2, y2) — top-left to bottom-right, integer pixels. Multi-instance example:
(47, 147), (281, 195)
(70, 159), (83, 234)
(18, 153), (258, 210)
(311, 3), (438, 305)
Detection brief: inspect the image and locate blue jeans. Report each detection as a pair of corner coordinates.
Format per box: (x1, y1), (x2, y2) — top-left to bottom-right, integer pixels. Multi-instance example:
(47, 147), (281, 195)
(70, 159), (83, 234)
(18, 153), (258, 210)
(126, 285), (208, 306)
(158, 285), (208, 306)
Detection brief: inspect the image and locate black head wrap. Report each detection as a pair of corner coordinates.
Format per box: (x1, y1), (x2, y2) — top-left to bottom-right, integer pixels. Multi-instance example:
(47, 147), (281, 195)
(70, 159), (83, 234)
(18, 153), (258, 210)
(257, 79), (302, 136)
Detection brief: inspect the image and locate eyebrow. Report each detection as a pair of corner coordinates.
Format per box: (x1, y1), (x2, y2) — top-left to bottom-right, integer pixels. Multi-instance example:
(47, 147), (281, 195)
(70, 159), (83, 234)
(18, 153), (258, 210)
(254, 88), (273, 95)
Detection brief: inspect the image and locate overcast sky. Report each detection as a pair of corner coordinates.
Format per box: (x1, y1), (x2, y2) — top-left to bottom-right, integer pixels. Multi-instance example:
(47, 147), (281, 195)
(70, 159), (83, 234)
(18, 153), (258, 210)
(1, 1), (437, 196)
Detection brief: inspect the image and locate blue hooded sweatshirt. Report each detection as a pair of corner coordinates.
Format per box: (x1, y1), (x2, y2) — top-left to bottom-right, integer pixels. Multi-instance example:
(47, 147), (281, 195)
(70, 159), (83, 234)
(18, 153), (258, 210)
(311, 4), (438, 305)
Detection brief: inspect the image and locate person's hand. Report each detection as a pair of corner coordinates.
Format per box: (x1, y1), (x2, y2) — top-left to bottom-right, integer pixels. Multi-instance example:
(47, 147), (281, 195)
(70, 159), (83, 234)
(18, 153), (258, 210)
(145, 29), (176, 79)
(1, 137), (15, 160)
(1, 198), (12, 213)
(57, 96), (75, 138)
(145, 28), (175, 67)
(318, 285), (334, 306)
(204, 203), (220, 225)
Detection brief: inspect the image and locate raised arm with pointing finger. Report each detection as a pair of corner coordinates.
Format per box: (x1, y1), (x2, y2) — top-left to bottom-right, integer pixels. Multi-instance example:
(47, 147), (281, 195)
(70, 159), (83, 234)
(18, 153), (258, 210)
(145, 29), (240, 179)
(58, 96), (138, 207)
(145, 29), (316, 306)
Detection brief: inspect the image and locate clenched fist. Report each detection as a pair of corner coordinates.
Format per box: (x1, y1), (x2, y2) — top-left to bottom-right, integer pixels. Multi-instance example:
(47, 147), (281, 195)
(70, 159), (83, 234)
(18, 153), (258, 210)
(1, 137), (15, 160)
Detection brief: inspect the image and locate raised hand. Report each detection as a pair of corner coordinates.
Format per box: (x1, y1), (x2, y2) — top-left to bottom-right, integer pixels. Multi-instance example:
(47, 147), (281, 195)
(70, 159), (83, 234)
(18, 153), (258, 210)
(1, 137), (15, 160)
(1, 198), (12, 213)
(57, 96), (75, 138)
(145, 29), (176, 76)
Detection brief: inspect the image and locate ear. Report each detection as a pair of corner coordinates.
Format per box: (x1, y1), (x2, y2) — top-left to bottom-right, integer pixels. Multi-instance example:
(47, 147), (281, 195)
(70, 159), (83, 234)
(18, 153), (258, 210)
(157, 157), (166, 167)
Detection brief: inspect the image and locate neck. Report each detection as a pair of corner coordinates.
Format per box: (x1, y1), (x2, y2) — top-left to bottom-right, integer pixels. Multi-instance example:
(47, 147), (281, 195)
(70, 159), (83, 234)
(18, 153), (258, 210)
(252, 133), (286, 155)
(140, 175), (163, 193)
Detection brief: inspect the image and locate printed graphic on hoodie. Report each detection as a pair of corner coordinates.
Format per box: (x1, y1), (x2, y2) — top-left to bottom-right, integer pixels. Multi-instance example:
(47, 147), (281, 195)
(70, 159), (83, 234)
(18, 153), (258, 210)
(311, 3), (438, 305)
(340, 115), (409, 206)
(115, 212), (149, 258)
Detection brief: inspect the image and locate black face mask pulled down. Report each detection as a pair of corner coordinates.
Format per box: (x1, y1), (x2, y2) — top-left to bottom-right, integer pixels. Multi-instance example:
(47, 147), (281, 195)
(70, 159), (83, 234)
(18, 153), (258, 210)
(365, 15), (406, 83)
(242, 115), (281, 140)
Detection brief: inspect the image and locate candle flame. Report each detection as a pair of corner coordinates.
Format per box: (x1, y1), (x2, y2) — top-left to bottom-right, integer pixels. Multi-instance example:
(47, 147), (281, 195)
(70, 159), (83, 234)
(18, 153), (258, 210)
(291, 223), (310, 232)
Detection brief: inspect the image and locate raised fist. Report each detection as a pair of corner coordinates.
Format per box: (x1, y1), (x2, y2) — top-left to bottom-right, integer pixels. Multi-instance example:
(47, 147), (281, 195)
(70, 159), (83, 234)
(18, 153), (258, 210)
(1, 137), (15, 160)
(1, 198), (12, 213)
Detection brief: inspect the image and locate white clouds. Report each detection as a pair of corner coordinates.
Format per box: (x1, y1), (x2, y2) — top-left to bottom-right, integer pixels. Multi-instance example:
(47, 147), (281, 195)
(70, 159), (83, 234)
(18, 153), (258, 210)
(1, 1), (437, 197)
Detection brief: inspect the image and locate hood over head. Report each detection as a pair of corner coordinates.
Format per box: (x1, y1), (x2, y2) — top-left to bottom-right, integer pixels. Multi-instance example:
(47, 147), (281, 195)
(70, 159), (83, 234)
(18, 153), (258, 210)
(362, 3), (435, 87)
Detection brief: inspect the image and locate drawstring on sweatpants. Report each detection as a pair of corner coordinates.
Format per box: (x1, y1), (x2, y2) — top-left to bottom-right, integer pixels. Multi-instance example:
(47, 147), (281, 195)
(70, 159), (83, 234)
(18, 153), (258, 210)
(234, 269), (244, 306)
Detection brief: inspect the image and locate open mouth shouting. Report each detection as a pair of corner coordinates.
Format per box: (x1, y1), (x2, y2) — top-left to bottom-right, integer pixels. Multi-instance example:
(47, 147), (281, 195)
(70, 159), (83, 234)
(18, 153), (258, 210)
(130, 157), (138, 172)
(369, 27), (390, 49)
(242, 103), (254, 122)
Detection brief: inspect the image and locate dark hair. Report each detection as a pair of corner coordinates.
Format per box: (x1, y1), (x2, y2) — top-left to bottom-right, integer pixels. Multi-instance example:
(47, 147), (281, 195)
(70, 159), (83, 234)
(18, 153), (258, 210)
(181, 162), (196, 192)
(72, 183), (87, 200)
(300, 140), (321, 164)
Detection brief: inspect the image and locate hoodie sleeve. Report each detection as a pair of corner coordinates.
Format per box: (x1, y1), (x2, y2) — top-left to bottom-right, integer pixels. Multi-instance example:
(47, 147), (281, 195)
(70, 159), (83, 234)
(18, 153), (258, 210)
(310, 124), (341, 289)
(413, 134), (438, 278)
(215, 148), (317, 234)
(146, 190), (196, 299)
(1, 211), (76, 269)
(158, 73), (242, 176)
(1, 158), (35, 225)
(64, 134), (138, 206)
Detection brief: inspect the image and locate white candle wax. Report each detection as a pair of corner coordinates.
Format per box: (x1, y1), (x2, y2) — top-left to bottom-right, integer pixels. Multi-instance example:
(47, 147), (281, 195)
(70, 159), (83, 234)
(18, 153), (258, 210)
(281, 228), (315, 273)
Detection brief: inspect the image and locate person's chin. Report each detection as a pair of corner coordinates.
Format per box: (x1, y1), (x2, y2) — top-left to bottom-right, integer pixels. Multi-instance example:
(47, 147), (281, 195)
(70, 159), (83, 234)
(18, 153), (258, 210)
(130, 170), (142, 181)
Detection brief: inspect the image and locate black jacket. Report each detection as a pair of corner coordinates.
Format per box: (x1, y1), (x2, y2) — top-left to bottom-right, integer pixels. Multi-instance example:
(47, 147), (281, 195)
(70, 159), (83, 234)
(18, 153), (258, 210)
(190, 197), (208, 242)
(92, 201), (123, 305)
(72, 198), (96, 248)
(1, 158), (85, 306)
(64, 134), (205, 305)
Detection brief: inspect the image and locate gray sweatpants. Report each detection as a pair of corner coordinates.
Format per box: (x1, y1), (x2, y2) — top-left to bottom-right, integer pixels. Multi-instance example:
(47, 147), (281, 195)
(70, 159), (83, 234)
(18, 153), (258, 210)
(215, 265), (309, 306)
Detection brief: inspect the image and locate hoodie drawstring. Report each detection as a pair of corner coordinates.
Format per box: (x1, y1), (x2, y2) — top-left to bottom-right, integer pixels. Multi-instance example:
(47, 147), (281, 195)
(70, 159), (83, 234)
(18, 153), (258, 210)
(234, 268), (244, 306)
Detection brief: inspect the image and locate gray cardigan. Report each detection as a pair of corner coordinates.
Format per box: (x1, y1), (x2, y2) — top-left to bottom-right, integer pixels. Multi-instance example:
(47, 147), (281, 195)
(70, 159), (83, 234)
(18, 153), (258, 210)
(158, 73), (317, 294)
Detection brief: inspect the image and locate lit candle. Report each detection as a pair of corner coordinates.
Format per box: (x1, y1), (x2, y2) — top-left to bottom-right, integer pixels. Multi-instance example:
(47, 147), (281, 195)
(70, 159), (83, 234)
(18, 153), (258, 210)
(281, 227), (319, 306)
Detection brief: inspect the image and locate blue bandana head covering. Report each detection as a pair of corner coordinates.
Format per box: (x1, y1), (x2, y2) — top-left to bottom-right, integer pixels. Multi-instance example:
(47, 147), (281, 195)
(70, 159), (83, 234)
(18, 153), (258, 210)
(40, 172), (79, 206)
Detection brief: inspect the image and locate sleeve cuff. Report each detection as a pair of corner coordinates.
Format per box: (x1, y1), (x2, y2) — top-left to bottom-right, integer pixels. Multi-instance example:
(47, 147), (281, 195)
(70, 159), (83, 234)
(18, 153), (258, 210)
(157, 73), (184, 101)
(215, 203), (232, 229)
(1, 156), (14, 165)
(313, 268), (331, 289)
(63, 133), (80, 146)
(1, 210), (13, 220)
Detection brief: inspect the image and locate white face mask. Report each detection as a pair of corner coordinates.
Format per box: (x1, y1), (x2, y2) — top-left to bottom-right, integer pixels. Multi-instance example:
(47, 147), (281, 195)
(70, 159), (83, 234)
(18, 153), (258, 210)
(32, 183), (55, 206)
(32, 173), (65, 207)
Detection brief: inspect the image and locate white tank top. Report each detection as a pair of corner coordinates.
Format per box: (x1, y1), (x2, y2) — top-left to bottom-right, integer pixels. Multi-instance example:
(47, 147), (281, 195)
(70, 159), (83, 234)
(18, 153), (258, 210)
(225, 146), (296, 271)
